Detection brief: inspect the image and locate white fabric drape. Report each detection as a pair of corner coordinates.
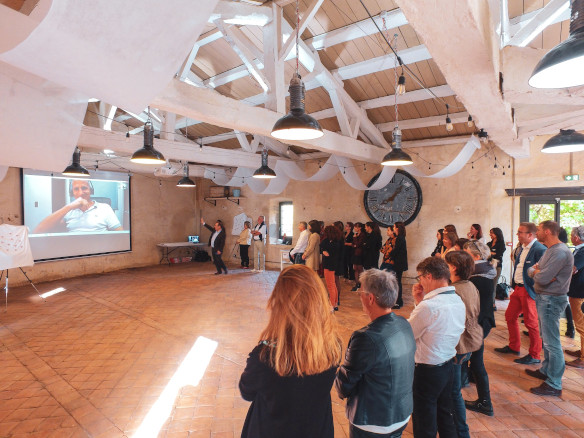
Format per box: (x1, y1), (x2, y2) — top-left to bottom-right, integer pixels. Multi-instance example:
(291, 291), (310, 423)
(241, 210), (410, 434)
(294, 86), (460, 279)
(204, 136), (479, 194)
(407, 135), (481, 179)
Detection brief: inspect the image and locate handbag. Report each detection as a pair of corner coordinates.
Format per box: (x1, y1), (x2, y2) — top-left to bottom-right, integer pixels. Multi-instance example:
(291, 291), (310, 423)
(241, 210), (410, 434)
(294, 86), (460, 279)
(495, 276), (511, 300)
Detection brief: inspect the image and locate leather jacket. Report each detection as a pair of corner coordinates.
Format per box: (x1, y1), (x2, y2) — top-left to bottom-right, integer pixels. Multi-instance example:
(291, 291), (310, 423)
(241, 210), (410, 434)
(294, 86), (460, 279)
(335, 313), (416, 427)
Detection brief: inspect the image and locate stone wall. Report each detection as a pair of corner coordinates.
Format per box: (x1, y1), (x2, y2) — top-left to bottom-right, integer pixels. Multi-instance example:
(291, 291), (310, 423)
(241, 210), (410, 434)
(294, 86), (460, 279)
(2, 134), (583, 287)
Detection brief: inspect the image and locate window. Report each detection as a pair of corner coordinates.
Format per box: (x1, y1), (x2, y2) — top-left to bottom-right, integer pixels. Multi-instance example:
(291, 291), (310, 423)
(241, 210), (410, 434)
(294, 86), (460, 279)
(520, 196), (584, 234)
(279, 202), (293, 240)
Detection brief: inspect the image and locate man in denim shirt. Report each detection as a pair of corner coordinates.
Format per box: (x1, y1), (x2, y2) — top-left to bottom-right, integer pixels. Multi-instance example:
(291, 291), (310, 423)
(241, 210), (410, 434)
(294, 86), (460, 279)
(526, 221), (574, 396)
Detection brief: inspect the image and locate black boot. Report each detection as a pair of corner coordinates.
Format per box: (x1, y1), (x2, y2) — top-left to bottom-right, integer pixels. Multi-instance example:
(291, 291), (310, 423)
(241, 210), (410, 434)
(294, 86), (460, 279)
(465, 399), (494, 417)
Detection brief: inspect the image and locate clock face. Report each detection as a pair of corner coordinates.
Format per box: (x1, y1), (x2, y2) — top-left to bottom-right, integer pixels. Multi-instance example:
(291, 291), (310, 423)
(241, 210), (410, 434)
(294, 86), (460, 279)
(363, 169), (422, 227)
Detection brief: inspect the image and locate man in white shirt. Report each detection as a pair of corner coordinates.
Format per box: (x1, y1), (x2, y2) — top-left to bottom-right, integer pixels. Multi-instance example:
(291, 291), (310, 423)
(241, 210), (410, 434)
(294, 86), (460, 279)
(289, 221), (309, 265)
(408, 257), (465, 438)
(250, 215), (267, 272)
(34, 179), (122, 233)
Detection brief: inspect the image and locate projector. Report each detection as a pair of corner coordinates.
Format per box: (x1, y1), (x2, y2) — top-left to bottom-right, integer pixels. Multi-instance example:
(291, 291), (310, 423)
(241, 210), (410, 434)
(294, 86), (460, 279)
(154, 164), (179, 177)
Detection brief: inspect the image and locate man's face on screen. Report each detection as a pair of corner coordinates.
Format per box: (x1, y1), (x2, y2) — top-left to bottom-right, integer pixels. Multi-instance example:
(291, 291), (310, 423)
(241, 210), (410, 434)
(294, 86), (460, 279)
(71, 180), (91, 201)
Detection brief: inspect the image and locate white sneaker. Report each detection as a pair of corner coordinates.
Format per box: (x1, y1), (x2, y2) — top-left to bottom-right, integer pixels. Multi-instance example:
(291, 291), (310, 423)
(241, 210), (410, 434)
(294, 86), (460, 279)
(250, 269), (258, 273)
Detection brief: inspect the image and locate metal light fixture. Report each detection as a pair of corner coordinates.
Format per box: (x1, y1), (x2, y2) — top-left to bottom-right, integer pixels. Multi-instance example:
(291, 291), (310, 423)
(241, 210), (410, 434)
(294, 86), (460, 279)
(381, 126), (413, 166)
(396, 71), (406, 95)
(271, 0), (323, 141)
(177, 162), (196, 187)
(478, 128), (489, 144)
(62, 147), (90, 176)
(130, 111), (165, 164)
(541, 129), (584, 153)
(445, 104), (454, 132)
(467, 115), (474, 128)
(253, 148), (277, 178)
(529, 0), (584, 88)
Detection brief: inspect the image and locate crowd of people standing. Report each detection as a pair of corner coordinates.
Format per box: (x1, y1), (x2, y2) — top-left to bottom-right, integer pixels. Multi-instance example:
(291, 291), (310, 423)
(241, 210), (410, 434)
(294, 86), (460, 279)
(287, 219), (408, 311)
(236, 218), (584, 438)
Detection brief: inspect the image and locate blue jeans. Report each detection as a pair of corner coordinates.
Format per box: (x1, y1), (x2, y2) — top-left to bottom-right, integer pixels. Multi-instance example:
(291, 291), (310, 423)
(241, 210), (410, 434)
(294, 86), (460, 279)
(535, 294), (568, 390)
(452, 353), (471, 438)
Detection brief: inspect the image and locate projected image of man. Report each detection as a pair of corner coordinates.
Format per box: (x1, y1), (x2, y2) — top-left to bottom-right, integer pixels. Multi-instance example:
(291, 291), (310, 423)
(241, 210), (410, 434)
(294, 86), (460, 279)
(34, 180), (122, 233)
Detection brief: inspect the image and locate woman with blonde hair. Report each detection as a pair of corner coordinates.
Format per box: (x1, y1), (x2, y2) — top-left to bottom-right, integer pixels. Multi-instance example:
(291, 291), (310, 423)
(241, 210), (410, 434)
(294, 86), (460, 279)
(239, 264), (342, 438)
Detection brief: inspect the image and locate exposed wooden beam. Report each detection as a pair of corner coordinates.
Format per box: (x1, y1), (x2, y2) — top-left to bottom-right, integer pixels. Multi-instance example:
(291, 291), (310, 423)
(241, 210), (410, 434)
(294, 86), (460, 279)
(209, 0), (272, 26)
(403, 135), (471, 148)
(216, 20), (270, 92)
(377, 112), (470, 132)
(305, 9), (407, 51)
(394, 0), (517, 154)
(278, 0), (325, 61)
(151, 79), (387, 162)
(334, 45), (431, 81)
(78, 126), (282, 169)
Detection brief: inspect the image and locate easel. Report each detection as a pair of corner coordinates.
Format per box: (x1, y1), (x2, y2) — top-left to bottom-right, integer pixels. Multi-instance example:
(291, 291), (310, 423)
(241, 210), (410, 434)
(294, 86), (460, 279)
(0, 224), (44, 311)
(0, 268), (44, 311)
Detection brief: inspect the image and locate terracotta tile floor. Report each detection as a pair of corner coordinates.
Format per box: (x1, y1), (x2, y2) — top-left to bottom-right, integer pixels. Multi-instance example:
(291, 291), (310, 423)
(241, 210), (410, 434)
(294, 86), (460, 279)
(0, 262), (583, 437)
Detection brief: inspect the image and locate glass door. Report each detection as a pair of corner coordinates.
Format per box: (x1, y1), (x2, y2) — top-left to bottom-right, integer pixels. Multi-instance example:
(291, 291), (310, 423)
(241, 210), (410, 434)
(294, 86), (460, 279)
(520, 196), (584, 235)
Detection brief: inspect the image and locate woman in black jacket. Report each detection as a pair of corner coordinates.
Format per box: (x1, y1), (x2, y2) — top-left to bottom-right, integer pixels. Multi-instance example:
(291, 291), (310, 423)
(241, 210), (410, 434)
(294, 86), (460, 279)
(362, 222), (382, 270)
(239, 265), (342, 438)
(462, 240), (496, 417)
(321, 225), (343, 310)
(388, 222), (408, 309)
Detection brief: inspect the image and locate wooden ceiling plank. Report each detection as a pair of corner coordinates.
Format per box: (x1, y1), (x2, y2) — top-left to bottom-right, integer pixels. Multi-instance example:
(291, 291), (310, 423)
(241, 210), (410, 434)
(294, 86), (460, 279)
(506, 0), (569, 47)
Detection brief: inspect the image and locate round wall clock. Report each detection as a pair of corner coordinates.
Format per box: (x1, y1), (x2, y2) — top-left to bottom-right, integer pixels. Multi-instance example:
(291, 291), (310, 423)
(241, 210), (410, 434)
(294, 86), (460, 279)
(363, 169), (423, 227)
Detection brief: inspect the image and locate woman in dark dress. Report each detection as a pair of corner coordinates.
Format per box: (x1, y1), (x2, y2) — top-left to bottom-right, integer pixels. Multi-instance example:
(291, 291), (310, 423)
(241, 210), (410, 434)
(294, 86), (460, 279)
(351, 222), (365, 291)
(343, 222), (355, 280)
(487, 227), (506, 307)
(388, 222), (408, 309)
(362, 221), (382, 270)
(322, 225), (343, 311)
(239, 264), (342, 438)
(431, 228), (444, 257)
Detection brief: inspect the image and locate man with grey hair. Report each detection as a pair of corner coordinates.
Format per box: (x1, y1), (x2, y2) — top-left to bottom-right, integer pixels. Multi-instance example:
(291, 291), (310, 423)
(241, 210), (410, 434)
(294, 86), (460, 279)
(335, 269), (416, 438)
(566, 225), (584, 368)
(525, 221), (574, 396)
(289, 221), (309, 264)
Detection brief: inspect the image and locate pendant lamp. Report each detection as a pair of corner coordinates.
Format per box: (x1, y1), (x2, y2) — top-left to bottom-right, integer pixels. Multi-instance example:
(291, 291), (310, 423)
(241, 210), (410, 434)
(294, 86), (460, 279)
(529, 0), (584, 88)
(130, 118), (166, 164)
(177, 163), (196, 187)
(62, 147), (90, 176)
(271, 0), (323, 141)
(541, 129), (584, 153)
(253, 149), (277, 178)
(381, 126), (413, 166)
(478, 128), (489, 144)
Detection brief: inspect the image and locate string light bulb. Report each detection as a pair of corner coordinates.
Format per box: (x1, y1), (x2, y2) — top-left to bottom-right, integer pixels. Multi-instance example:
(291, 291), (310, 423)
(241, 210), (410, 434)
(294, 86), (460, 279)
(467, 115), (474, 128)
(445, 104), (453, 132)
(396, 71), (406, 95)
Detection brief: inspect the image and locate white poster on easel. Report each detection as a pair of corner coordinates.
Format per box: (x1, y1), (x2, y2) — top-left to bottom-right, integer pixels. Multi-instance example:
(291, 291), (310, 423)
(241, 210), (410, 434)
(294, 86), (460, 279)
(0, 225), (34, 270)
(232, 213), (252, 236)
